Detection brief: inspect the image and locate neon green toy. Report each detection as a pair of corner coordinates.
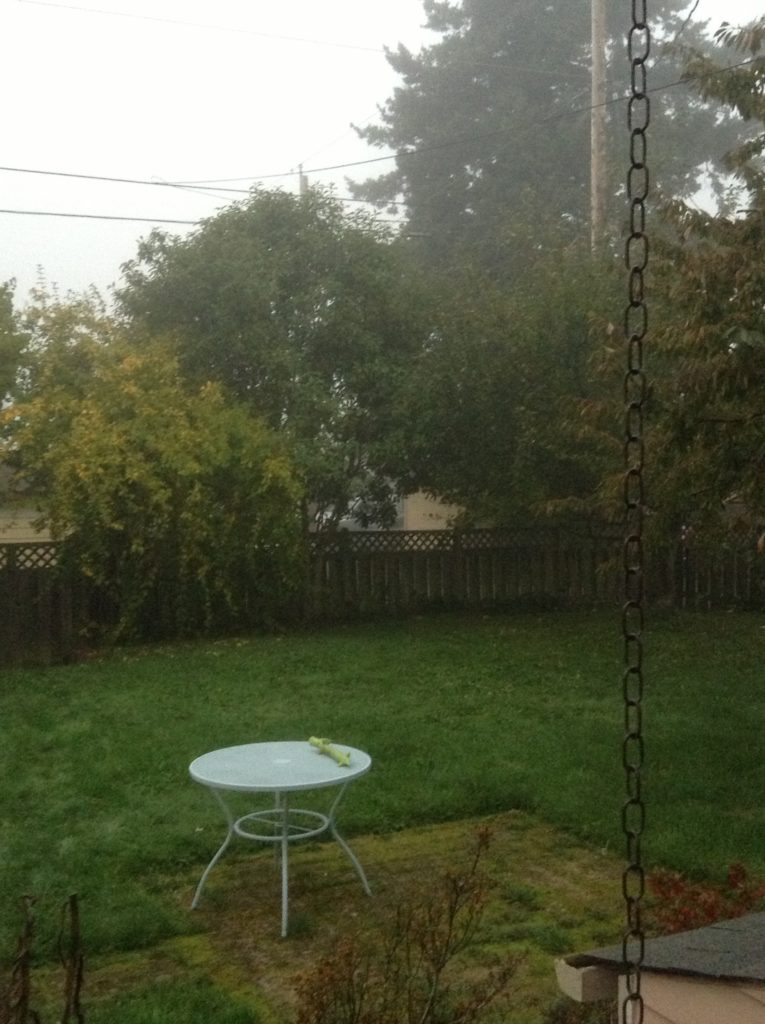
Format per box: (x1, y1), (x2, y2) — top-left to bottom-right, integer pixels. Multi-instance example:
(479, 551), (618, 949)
(309, 736), (351, 767)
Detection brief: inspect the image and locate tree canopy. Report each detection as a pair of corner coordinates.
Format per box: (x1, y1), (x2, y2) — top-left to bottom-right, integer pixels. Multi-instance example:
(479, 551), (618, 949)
(4, 13), (763, 621)
(551, 16), (765, 540)
(2, 294), (305, 638)
(388, 244), (620, 526)
(351, 0), (745, 274)
(119, 188), (436, 529)
(368, 11), (765, 538)
(0, 282), (28, 404)
(646, 16), (765, 539)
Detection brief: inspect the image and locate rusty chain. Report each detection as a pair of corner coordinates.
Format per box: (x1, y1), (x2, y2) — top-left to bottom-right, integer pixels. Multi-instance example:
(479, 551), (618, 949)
(622, 2), (650, 1022)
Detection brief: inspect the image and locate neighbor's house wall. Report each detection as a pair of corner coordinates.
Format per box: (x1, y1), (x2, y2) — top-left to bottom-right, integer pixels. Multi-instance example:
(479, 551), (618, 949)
(400, 491), (461, 530)
(0, 505), (51, 542)
(619, 973), (765, 1024)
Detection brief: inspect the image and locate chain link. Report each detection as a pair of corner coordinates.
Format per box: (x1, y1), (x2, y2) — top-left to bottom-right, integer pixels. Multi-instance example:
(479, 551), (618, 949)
(622, 3), (650, 1022)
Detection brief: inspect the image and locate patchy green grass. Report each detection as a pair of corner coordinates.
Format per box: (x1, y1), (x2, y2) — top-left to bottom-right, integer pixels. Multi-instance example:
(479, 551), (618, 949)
(23, 813), (623, 1024)
(2, 610), (764, 1018)
(86, 979), (259, 1024)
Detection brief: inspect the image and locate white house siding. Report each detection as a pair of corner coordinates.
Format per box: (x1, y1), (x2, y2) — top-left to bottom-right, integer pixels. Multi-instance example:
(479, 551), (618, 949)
(401, 491), (461, 530)
(619, 973), (765, 1024)
(0, 507), (51, 542)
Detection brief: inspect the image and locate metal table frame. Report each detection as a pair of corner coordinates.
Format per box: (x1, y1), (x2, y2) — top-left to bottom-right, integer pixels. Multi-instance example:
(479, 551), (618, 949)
(189, 741), (371, 936)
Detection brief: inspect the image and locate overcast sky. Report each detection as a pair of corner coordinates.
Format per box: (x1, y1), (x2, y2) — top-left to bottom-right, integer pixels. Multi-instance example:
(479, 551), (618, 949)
(3, 0), (762, 302)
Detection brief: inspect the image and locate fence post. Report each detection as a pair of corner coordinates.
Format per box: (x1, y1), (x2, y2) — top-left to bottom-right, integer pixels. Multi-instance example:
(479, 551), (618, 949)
(452, 530), (464, 607)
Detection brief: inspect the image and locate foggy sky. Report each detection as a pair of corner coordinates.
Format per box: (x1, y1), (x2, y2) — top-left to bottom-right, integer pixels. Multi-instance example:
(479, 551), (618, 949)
(3, 0), (762, 301)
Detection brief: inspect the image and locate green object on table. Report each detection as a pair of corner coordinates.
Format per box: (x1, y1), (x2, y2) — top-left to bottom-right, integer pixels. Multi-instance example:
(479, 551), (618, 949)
(309, 736), (351, 767)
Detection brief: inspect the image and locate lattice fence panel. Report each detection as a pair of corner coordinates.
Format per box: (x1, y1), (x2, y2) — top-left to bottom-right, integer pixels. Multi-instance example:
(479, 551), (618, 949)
(310, 529), (460, 556)
(0, 543), (60, 570)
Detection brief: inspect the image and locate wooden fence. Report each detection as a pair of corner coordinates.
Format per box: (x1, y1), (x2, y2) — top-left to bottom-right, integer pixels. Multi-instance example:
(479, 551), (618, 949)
(0, 542), (87, 667)
(307, 528), (625, 617)
(2, 530), (763, 665)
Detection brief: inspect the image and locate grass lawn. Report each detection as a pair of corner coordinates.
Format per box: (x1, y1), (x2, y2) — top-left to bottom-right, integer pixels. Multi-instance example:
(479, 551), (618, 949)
(2, 609), (764, 1021)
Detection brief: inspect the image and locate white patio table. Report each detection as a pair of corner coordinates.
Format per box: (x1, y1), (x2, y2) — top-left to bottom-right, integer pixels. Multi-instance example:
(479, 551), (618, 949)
(189, 740), (372, 936)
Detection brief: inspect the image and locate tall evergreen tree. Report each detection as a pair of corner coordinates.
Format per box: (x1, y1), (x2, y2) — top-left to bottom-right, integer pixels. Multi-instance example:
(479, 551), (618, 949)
(351, 0), (745, 275)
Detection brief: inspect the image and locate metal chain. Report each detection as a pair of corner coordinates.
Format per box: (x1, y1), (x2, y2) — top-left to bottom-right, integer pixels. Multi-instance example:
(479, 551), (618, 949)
(622, 2), (650, 1022)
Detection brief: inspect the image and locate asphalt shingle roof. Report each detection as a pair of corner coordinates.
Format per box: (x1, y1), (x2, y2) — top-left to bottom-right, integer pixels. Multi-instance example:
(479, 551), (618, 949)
(566, 912), (765, 984)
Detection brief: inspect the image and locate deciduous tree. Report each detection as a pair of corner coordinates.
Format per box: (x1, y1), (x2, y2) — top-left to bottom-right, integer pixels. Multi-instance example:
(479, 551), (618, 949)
(390, 242), (620, 525)
(0, 282), (28, 404)
(646, 17), (765, 539)
(568, 17), (765, 541)
(3, 303), (305, 638)
(119, 188), (436, 529)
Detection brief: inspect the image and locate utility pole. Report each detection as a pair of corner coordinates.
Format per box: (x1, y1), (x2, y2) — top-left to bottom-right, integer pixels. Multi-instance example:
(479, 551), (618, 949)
(590, 0), (607, 250)
(298, 163), (309, 195)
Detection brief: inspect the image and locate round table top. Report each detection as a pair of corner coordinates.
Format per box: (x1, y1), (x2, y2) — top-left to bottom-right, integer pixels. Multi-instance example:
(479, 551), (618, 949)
(189, 740), (371, 793)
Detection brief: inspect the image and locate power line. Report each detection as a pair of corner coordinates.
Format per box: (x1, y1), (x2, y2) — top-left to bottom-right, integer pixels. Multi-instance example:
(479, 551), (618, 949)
(177, 56), (761, 183)
(17, 0), (386, 54)
(156, 181), (237, 203)
(0, 164), (400, 208)
(176, 150), (399, 183)
(0, 164), (249, 194)
(0, 166), (403, 208)
(2, 55), (757, 203)
(0, 208), (199, 225)
(0, 206), (406, 226)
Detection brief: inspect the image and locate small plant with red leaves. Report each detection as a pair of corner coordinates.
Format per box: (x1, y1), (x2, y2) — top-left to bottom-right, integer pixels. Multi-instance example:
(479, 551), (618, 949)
(295, 827), (517, 1024)
(647, 862), (765, 935)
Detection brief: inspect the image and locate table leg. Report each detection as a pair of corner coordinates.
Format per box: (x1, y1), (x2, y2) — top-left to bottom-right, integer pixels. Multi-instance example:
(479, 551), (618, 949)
(280, 791), (290, 937)
(328, 785), (372, 896)
(191, 777), (370, 929)
(191, 787), (234, 909)
(273, 791), (281, 867)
